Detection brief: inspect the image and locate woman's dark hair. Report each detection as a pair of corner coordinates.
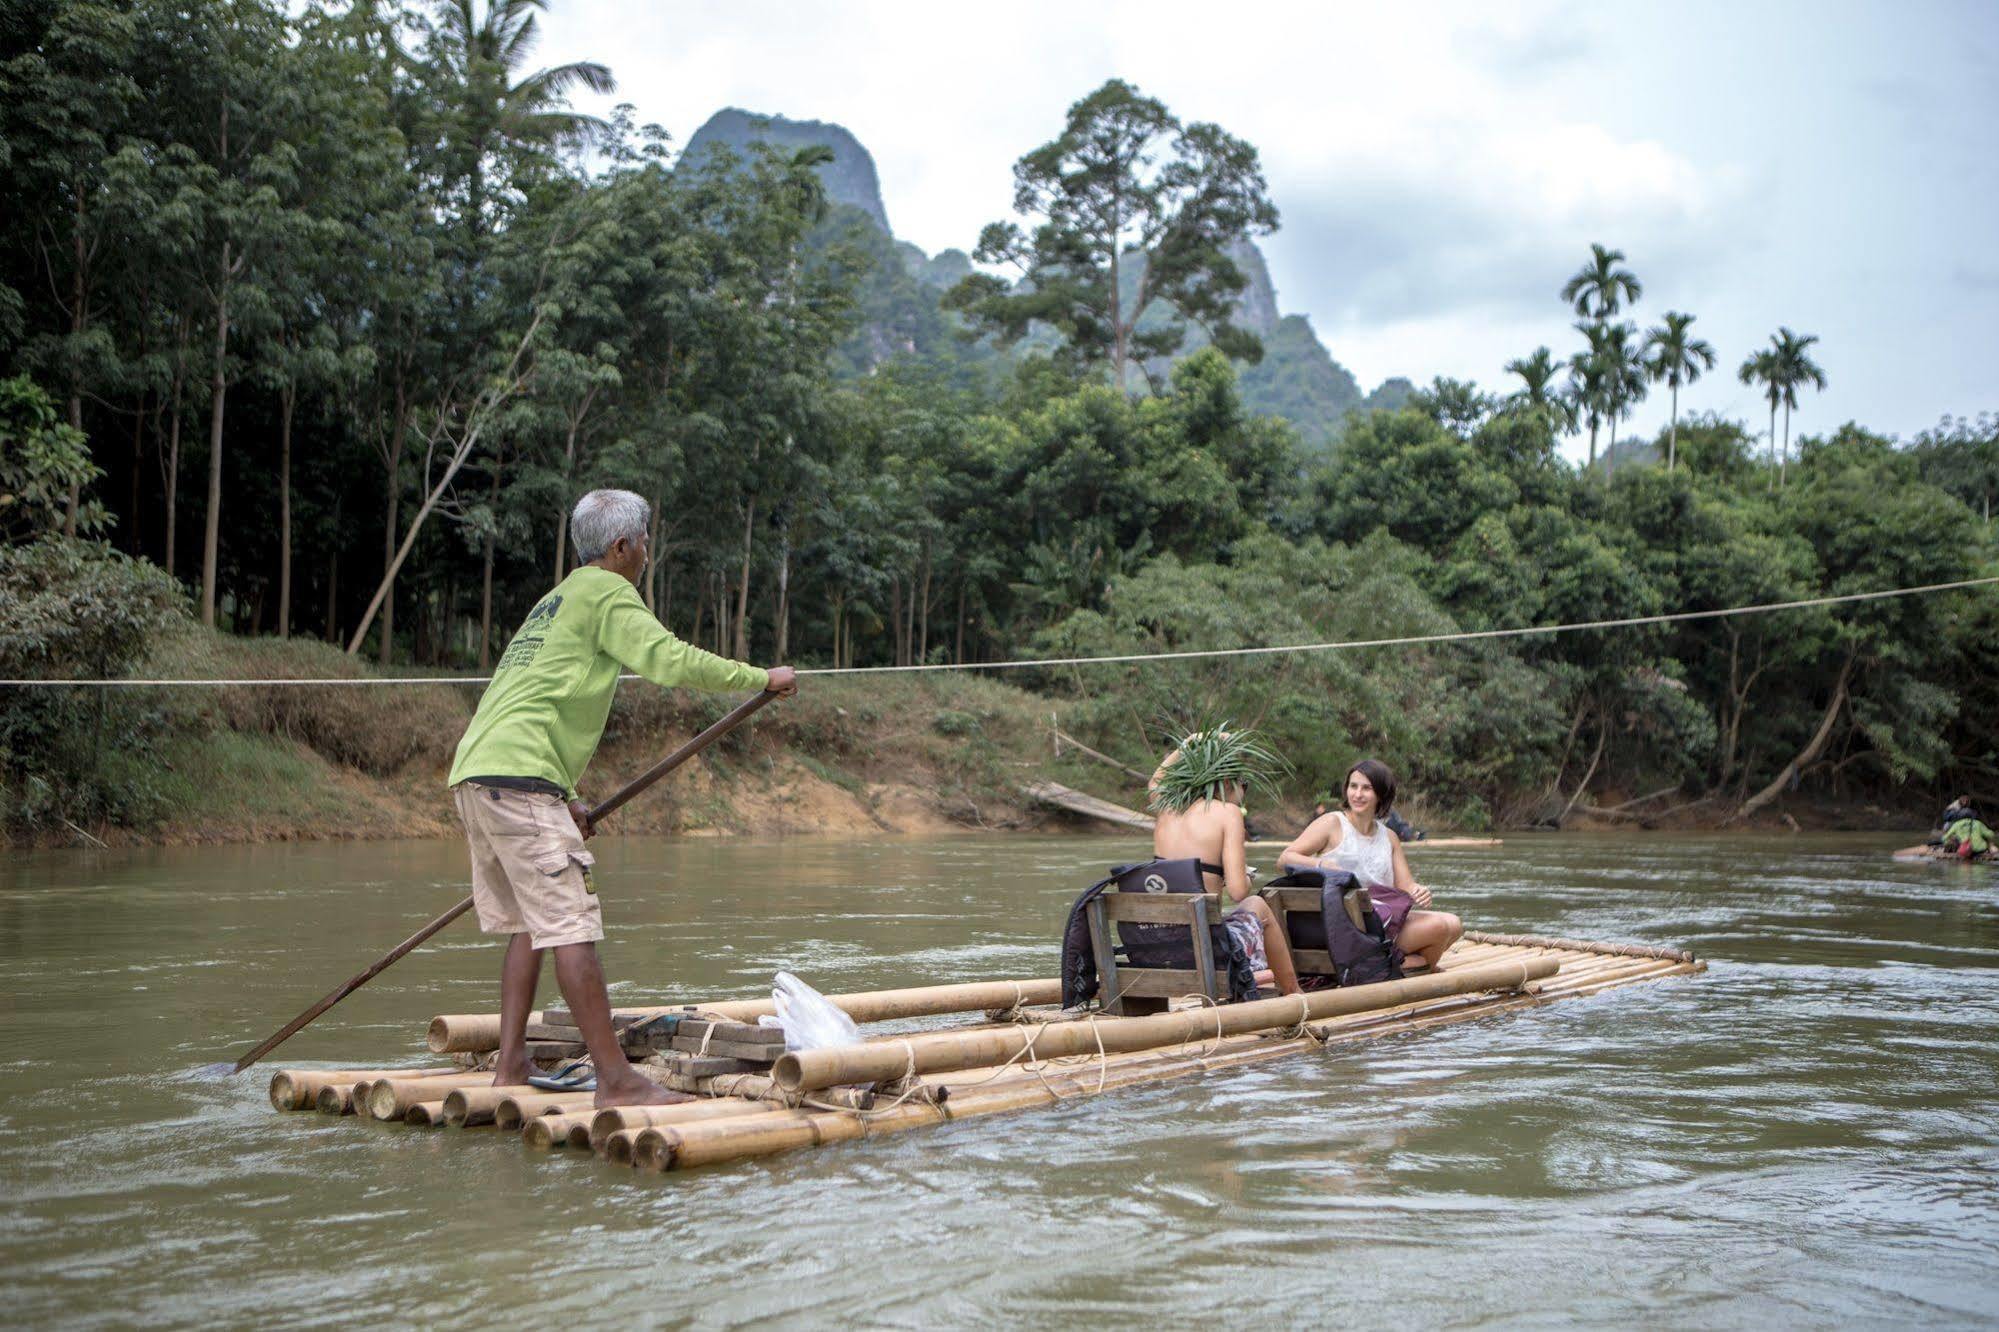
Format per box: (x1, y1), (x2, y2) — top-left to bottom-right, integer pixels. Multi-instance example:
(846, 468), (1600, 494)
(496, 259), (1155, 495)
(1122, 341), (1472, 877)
(1344, 759), (1397, 815)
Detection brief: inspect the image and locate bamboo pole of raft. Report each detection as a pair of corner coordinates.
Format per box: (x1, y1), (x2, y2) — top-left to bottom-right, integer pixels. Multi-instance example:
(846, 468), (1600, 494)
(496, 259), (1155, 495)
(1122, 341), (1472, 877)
(585, 1097), (790, 1151)
(1460, 929), (1696, 963)
(523, 1111), (598, 1150)
(367, 1071), (500, 1120)
(494, 1092), (595, 1131)
(437, 1086), (585, 1128)
(404, 1101), (452, 1126)
(425, 976), (1064, 1054)
(268, 1066), (462, 1112)
(772, 957), (1558, 1094)
(640, 958), (1703, 1174)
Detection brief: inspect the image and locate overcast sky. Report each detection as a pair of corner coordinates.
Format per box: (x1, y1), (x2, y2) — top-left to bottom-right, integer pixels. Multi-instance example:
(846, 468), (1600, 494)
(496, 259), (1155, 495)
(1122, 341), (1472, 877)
(538, 1), (1997, 452)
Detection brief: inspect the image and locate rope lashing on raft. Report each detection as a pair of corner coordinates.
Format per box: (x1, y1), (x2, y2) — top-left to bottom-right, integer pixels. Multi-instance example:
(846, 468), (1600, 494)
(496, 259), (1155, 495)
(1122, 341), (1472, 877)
(7, 574), (1995, 688)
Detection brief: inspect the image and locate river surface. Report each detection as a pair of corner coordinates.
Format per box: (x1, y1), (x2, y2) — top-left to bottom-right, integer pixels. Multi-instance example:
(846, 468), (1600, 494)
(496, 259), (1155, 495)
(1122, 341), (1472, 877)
(1, 831), (1995, 1327)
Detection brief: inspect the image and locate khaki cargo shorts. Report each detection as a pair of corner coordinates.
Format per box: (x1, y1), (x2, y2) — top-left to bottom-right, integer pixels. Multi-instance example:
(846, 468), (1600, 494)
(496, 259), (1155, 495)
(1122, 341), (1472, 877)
(453, 782), (602, 949)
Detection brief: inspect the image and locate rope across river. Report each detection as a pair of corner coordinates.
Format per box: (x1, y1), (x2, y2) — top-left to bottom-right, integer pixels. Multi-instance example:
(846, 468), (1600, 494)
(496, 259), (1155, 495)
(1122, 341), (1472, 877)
(4, 573), (1994, 689)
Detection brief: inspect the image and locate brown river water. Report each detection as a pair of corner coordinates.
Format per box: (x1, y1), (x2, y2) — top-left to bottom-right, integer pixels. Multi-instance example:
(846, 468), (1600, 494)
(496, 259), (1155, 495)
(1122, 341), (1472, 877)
(1, 831), (1996, 1327)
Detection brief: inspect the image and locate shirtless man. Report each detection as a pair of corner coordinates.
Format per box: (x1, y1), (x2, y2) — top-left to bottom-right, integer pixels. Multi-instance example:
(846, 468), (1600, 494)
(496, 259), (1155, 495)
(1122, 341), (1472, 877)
(1149, 742), (1301, 995)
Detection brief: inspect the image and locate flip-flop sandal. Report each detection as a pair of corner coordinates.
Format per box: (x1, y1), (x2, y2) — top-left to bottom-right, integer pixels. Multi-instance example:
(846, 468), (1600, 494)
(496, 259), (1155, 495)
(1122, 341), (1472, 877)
(527, 1059), (597, 1092)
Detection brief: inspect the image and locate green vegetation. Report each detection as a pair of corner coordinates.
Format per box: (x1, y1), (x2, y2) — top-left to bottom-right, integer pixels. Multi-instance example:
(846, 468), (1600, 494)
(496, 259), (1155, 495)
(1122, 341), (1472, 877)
(2, 1), (1994, 844)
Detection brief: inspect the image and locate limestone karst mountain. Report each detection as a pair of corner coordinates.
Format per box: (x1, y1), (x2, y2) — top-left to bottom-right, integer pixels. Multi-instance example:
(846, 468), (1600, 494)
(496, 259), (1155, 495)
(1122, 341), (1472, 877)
(682, 107), (1404, 447)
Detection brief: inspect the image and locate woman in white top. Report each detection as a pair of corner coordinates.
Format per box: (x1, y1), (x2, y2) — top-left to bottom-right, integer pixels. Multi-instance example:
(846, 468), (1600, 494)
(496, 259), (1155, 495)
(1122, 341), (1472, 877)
(1274, 759), (1465, 971)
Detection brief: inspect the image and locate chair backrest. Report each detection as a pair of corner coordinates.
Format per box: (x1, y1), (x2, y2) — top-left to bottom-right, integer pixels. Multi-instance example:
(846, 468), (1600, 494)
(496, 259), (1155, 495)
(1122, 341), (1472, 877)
(1085, 859), (1226, 1015)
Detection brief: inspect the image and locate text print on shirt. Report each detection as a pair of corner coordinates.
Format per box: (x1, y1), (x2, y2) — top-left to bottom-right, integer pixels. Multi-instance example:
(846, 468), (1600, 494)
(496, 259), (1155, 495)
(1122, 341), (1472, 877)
(496, 593), (563, 672)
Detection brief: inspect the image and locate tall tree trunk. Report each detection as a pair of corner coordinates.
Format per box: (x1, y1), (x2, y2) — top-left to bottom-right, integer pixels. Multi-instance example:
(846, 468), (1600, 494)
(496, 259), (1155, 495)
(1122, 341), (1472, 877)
(480, 463), (499, 670)
(324, 497), (341, 642)
(199, 241), (232, 629)
(379, 371), (407, 664)
(917, 541), (931, 663)
(63, 179), (87, 538)
(1731, 652), (1855, 822)
(1768, 402), (1778, 486)
(954, 581), (967, 664)
(1668, 381), (1679, 471)
(126, 393), (145, 553)
(773, 535), (791, 662)
(1781, 401), (1792, 486)
(690, 579), (707, 653)
(732, 497), (755, 661)
(161, 320), (189, 575)
(277, 379), (295, 639)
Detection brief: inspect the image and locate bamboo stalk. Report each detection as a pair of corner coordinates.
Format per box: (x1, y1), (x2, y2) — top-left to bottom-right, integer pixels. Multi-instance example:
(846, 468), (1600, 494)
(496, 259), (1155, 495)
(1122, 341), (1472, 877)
(586, 1098), (790, 1151)
(773, 957), (1558, 1093)
(268, 1066), (460, 1112)
(426, 977), (1064, 1054)
(404, 1100), (452, 1127)
(522, 1110), (598, 1151)
(494, 1092), (595, 1131)
(367, 1071), (499, 1121)
(1461, 929), (1696, 964)
(437, 1085), (543, 1128)
(314, 1081), (369, 1116)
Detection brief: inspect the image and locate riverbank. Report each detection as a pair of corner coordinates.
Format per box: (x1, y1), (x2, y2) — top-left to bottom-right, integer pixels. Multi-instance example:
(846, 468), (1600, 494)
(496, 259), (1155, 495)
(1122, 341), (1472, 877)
(2, 624), (1945, 849)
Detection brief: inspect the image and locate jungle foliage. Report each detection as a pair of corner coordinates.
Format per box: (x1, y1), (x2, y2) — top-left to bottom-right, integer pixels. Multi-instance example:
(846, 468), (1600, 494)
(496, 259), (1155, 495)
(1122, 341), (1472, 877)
(2, 0), (1994, 834)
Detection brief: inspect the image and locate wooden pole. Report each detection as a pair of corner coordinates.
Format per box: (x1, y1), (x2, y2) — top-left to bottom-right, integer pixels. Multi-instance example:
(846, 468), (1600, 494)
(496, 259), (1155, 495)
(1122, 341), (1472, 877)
(426, 976), (1062, 1054)
(772, 958), (1558, 1094)
(522, 1110), (598, 1150)
(493, 1092), (595, 1131)
(231, 689), (782, 1073)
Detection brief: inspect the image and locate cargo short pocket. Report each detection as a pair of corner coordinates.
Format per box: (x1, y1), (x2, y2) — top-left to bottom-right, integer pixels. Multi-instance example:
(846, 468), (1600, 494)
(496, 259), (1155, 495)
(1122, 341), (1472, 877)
(535, 847), (596, 895)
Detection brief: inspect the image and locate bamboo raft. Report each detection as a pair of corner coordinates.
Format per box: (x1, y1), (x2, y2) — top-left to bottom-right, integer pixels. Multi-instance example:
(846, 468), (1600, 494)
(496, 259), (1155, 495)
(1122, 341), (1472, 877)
(267, 931), (1703, 1174)
(1892, 842), (1997, 863)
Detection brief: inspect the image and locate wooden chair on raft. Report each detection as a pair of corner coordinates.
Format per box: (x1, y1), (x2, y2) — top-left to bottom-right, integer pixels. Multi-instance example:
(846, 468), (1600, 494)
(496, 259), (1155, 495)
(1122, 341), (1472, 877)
(1259, 877), (1369, 984)
(1085, 859), (1229, 1017)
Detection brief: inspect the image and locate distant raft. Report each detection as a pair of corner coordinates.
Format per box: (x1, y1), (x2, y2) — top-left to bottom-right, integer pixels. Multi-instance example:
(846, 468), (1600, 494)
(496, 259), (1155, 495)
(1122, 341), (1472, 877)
(1893, 843), (1999, 863)
(267, 931), (1701, 1175)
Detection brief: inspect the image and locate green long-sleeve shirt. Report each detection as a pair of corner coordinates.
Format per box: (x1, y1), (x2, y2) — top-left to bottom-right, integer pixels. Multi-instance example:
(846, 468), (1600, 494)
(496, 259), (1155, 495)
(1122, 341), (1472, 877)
(448, 566), (769, 798)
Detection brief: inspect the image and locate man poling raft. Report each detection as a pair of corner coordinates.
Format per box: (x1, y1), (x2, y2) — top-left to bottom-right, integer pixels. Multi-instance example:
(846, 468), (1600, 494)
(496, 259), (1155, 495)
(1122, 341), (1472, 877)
(445, 489), (797, 1109)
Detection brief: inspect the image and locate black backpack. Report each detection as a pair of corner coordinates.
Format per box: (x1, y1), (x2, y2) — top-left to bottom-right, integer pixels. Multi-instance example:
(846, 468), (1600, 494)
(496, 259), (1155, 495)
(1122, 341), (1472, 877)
(1059, 858), (1257, 1008)
(1265, 868), (1404, 987)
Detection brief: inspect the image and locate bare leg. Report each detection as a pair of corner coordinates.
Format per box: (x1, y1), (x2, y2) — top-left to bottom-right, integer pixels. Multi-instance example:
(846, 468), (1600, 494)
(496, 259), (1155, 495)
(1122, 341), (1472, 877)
(1397, 911), (1464, 971)
(1243, 895), (1301, 995)
(493, 932), (543, 1087)
(549, 941), (688, 1108)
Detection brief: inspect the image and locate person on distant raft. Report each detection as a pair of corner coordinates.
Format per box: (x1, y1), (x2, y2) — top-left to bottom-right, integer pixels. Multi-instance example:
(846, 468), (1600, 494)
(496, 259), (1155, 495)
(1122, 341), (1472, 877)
(1275, 759), (1464, 971)
(1149, 728), (1302, 996)
(447, 489), (797, 1109)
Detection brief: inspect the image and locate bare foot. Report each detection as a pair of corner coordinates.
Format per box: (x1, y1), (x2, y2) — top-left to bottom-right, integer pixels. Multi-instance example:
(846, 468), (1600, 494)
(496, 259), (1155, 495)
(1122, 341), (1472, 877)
(492, 1059), (536, 1087)
(594, 1073), (695, 1109)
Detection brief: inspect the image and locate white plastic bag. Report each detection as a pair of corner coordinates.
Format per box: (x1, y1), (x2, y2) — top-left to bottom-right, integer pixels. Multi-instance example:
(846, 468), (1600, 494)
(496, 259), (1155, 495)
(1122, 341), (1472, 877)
(761, 971), (861, 1052)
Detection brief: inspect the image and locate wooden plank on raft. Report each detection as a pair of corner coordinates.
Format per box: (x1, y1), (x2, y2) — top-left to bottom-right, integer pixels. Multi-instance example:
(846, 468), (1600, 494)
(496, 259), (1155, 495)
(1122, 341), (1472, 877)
(673, 1018), (785, 1048)
(668, 1035), (782, 1063)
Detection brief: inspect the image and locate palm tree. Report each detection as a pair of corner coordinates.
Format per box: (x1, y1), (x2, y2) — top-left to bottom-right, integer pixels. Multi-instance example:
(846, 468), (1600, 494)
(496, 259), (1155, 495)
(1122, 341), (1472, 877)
(1561, 243), (1643, 322)
(1738, 347), (1783, 483)
(1505, 346), (1579, 434)
(1598, 321), (1648, 477)
(419, 0), (617, 243)
(1567, 325), (1610, 469)
(1643, 311), (1717, 471)
(1773, 327), (1827, 479)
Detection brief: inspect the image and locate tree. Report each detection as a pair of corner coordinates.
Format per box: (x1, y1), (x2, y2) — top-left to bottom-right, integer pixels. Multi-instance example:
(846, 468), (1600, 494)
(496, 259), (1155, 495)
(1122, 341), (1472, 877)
(1567, 321), (1611, 469)
(1561, 243), (1642, 322)
(1598, 321), (1648, 474)
(945, 78), (1279, 392)
(1642, 311), (1716, 471)
(1738, 346), (1783, 482)
(1409, 376), (1495, 438)
(1771, 326), (1827, 478)
(1503, 346), (1578, 435)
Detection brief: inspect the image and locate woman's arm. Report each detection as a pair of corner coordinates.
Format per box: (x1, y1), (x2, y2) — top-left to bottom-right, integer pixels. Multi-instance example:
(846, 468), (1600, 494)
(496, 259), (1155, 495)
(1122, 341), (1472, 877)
(1388, 833), (1432, 907)
(1275, 812), (1340, 873)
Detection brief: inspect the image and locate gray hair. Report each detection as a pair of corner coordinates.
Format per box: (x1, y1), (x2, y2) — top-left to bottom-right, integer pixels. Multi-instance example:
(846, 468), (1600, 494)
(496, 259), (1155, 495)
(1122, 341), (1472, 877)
(570, 489), (650, 564)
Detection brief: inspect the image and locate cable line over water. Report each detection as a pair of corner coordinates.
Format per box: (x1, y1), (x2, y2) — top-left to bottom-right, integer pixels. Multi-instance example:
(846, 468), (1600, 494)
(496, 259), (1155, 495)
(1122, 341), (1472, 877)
(4, 573), (1995, 688)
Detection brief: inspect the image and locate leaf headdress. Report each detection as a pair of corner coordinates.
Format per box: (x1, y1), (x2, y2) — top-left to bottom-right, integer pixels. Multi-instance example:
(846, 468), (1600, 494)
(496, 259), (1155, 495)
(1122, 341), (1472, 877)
(1148, 724), (1285, 814)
